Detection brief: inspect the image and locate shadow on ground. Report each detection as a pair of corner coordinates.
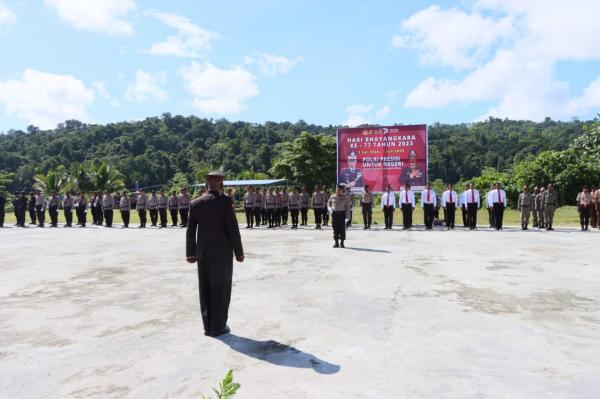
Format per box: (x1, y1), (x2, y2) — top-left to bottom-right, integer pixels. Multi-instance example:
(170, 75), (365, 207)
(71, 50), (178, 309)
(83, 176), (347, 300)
(217, 334), (341, 375)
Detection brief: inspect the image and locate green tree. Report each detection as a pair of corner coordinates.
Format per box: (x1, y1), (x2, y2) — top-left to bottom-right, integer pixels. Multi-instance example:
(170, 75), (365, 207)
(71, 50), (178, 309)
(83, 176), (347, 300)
(88, 161), (125, 192)
(269, 132), (336, 191)
(0, 171), (14, 192)
(33, 166), (68, 194)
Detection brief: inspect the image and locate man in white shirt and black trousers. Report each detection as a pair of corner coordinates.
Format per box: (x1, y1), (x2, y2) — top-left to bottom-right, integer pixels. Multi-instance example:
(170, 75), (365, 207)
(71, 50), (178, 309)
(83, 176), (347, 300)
(465, 183), (481, 230)
(421, 182), (436, 230)
(491, 182), (507, 230)
(441, 184), (458, 230)
(381, 185), (396, 229)
(399, 183), (415, 230)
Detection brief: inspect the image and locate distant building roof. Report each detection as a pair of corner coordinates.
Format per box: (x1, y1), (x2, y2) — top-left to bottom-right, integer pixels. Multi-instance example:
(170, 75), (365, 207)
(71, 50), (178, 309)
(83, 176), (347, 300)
(191, 179), (288, 187)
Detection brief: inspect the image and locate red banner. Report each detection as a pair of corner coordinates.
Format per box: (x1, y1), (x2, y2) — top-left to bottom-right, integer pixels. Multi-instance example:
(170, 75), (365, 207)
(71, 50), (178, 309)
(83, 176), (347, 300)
(337, 124), (428, 193)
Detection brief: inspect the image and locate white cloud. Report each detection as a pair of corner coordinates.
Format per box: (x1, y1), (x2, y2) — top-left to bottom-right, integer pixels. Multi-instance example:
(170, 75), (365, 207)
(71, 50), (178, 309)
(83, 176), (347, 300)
(375, 105), (391, 120)
(0, 69), (94, 129)
(125, 70), (167, 103)
(180, 62), (259, 114)
(398, 0), (600, 121)
(44, 0), (136, 35)
(344, 104), (373, 127)
(147, 12), (219, 58)
(392, 5), (514, 69)
(93, 80), (110, 99)
(0, 1), (16, 31)
(244, 53), (302, 77)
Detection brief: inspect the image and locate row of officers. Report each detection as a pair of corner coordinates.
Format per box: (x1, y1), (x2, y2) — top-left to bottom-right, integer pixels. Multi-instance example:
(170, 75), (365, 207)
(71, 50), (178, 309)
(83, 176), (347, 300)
(3, 188), (191, 228)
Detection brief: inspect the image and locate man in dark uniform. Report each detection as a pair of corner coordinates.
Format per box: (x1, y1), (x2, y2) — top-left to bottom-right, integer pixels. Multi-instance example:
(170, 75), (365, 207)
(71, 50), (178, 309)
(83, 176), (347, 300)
(16, 192), (28, 227)
(339, 152), (364, 189)
(28, 192), (37, 225)
(48, 191), (59, 227)
(186, 171), (244, 337)
(0, 191), (5, 227)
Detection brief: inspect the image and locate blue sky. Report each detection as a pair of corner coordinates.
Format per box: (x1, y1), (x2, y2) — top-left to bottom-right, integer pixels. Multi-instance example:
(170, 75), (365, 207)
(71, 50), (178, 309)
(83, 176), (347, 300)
(0, 0), (599, 131)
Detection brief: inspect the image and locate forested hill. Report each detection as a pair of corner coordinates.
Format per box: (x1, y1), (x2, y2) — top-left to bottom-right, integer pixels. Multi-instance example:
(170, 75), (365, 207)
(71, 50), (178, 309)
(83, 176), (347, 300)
(0, 114), (589, 191)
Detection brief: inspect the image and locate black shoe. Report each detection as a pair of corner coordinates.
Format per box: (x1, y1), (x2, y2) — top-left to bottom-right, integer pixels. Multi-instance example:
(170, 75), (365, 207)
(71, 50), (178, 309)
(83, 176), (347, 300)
(340, 241), (345, 248)
(206, 326), (231, 337)
(333, 241), (339, 248)
(363, 226), (368, 230)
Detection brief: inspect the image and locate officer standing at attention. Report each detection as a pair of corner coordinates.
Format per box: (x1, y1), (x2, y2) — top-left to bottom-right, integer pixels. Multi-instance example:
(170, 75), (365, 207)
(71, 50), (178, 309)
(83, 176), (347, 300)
(63, 192), (74, 227)
(253, 188), (262, 227)
(77, 192), (87, 227)
(28, 192), (36, 225)
(312, 185), (326, 229)
(158, 189), (168, 228)
(137, 189), (147, 228)
(322, 188), (331, 226)
(576, 185), (592, 231)
(360, 184), (373, 229)
(179, 187), (191, 227)
(16, 192), (28, 227)
(261, 188), (268, 226)
(243, 186), (255, 228)
(48, 191), (59, 228)
(102, 190), (114, 227)
(491, 182), (507, 230)
(536, 188), (546, 229)
(288, 187), (300, 229)
(486, 184), (496, 228)
(119, 191), (131, 228)
(345, 187), (355, 228)
(35, 190), (46, 227)
(186, 170), (244, 338)
(460, 184), (469, 227)
(148, 190), (158, 227)
(531, 187), (540, 227)
(421, 182), (436, 230)
(299, 187), (309, 226)
(265, 188), (277, 228)
(281, 187), (289, 225)
(275, 188), (282, 227)
(441, 184), (458, 230)
(0, 191), (5, 227)
(466, 183), (480, 230)
(327, 185), (351, 248)
(381, 185), (395, 230)
(543, 184), (557, 231)
(168, 191), (179, 227)
(517, 186), (533, 230)
(399, 183), (415, 230)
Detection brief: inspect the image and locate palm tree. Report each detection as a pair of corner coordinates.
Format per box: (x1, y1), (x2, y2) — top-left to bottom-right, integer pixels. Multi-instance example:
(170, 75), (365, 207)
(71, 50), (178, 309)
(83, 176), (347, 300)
(68, 162), (95, 192)
(88, 161), (125, 192)
(33, 167), (68, 194)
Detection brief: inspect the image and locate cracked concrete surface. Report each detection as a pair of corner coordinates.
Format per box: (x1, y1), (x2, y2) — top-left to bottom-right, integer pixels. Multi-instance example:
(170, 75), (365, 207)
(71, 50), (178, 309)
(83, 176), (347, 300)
(1, 225), (599, 398)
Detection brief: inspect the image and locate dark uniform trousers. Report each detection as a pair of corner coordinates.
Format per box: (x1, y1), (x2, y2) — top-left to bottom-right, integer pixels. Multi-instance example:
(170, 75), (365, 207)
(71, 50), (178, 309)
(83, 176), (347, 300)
(290, 209), (299, 227)
(254, 206), (262, 226)
(180, 208), (189, 227)
(281, 207), (288, 224)
(445, 204), (456, 228)
(0, 208), (4, 227)
(36, 205), (45, 226)
(170, 209), (178, 226)
(77, 207), (86, 227)
(261, 207), (267, 225)
(423, 204), (434, 229)
(493, 203), (504, 230)
(461, 205), (467, 227)
(383, 206), (394, 228)
(49, 206), (58, 227)
(159, 208), (167, 227)
(322, 207), (329, 225)
(275, 208), (281, 226)
(138, 208), (147, 227)
(314, 208), (323, 227)
(121, 210), (130, 227)
(401, 204), (412, 228)
(28, 206), (36, 224)
(245, 207), (254, 227)
(300, 207), (308, 225)
(104, 209), (113, 227)
(488, 208), (495, 228)
(266, 209), (275, 227)
(149, 209), (158, 226)
(467, 204), (478, 228)
(579, 206), (591, 229)
(361, 203), (372, 227)
(332, 211), (346, 241)
(64, 206), (73, 226)
(197, 256), (233, 335)
(16, 205), (26, 227)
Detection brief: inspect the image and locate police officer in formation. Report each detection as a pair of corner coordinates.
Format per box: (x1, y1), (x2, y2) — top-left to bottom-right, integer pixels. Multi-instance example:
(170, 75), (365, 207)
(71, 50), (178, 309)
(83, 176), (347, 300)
(148, 191), (158, 226)
(63, 191), (74, 227)
(327, 184), (352, 248)
(421, 182), (436, 230)
(299, 187), (309, 226)
(119, 191), (131, 228)
(35, 190), (46, 227)
(312, 185), (326, 229)
(381, 185), (395, 230)
(399, 183), (415, 229)
(136, 189), (147, 228)
(531, 187), (540, 227)
(158, 189), (168, 228)
(76, 192), (87, 227)
(322, 188), (331, 226)
(577, 185), (593, 231)
(517, 186), (533, 230)
(28, 192), (36, 225)
(288, 187), (300, 228)
(48, 191), (59, 227)
(281, 187), (289, 225)
(253, 188), (262, 227)
(168, 191), (179, 227)
(360, 184), (373, 229)
(490, 183), (507, 230)
(179, 188), (191, 227)
(441, 184), (458, 229)
(0, 191), (5, 227)
(243, 186), (255, 228)
(543, 184), (557, 230)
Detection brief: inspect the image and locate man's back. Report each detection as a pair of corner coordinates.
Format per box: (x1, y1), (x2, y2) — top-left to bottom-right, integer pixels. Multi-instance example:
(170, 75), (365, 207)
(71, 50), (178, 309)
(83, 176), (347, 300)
(187, 190), (243, 260)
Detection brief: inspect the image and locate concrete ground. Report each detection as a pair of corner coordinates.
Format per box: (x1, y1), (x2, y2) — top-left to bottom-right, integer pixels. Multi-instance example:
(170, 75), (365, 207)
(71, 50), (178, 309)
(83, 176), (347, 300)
(0, 223), (599, 399)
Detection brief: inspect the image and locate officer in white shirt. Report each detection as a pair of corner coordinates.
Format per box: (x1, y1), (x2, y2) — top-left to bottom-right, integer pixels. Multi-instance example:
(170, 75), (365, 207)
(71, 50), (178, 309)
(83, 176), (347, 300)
(491, 182), (507, 230)
(486, 184), (496, 228)
(380, 185), (396, 229)
(420, 182), (437, 230)
(441, 184), (458, 230)
(399, 183), (415, 230)
(459, 184), (469, 227)
(465, 183), (480, 229)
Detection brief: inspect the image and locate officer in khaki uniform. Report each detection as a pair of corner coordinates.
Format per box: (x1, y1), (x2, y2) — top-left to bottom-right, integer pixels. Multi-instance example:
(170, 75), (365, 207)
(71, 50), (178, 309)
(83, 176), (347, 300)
(535, 188), (546, 229)
(299, 187), (309, 226)
(327, 185), (352, 248)
(288, 187), (301, 229)
(264, 188), (277, 228)
(253, 188), (262, 227)
(63, 192), (74, 227)
(48, 191), (59, 227)
(576, 186), (593, 231)
(102, 191), (114, 227)
(531, 187), (540, 227)
(322, 188), (331, 226)
(542, 184), (557, 230)
(243, 186), (255, 228)
(148, 191), (158, 227)
(137, 189), (147, 228)
(517, 186), (533, 230)
(119, 191), (131, 228)
(281, 188), (289, 225)
(360, 185), (373, 229)
(158, 189), (168, 228)
(179, 187), (191, 227)
(168, 191), (179, 227)
(77, 192), (87, 227)
(312, 185), (326, 229)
